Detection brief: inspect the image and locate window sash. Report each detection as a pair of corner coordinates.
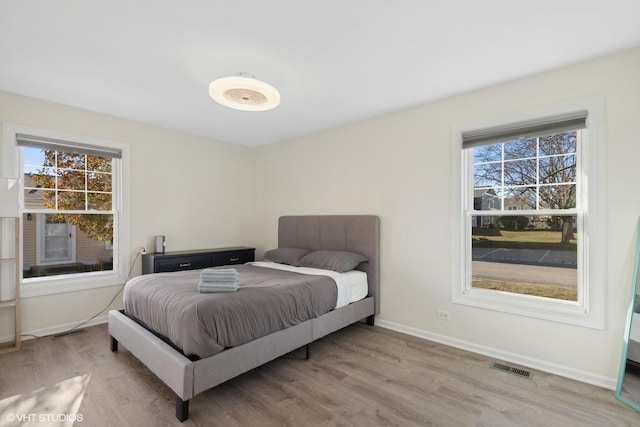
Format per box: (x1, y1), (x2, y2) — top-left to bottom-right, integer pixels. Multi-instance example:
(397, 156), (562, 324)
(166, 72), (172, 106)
(468, 131), (580, 212)
(463, 209), (586, 308)
(22, 145), (116, 214)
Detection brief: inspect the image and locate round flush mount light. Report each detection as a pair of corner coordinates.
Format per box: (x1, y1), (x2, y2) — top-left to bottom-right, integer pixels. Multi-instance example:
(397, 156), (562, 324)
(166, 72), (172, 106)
(208, 74), (280, 112)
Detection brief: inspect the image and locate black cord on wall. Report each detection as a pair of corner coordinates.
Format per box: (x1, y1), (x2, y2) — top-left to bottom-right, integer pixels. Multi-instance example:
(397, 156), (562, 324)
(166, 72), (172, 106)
(21, 249), (143, 340)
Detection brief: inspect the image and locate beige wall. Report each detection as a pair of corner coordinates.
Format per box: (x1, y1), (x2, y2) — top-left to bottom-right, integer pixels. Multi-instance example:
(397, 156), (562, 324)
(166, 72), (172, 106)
(0, 91), (254, 336)
(250, 47), (640, 385)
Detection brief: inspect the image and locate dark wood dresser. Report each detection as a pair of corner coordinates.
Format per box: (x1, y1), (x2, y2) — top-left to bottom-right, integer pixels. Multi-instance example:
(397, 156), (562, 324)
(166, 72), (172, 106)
(141, 246), (255, 275)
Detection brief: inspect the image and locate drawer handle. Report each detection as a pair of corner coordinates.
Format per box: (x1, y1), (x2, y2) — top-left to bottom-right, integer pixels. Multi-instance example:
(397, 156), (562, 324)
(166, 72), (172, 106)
(179, 263), (192, 267)
(229, 257), (240, 262)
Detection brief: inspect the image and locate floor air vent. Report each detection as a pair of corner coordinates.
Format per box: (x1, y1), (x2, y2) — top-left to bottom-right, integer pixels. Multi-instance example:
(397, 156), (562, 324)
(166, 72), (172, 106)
(51, 329), (87, 340)
(491, 362), (533, 379)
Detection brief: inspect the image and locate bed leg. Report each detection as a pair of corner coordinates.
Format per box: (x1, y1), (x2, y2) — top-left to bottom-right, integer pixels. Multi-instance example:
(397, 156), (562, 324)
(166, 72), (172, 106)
(305, 344), (310, 360)
(176, 396), (189, 422)
(110, 336), (118, 352)
(366, 315), (375, 326)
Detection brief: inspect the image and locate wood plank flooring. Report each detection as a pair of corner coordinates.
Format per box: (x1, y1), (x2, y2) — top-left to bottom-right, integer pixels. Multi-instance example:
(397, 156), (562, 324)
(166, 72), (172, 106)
(0, 322), (638, 426)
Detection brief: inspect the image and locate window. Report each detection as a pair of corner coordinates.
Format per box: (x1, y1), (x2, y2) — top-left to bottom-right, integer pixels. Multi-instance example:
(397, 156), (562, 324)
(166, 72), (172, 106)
(22, 140), (117, 278)
(451, 98), (605, 328)
(1, 124), (130, 297)
(472, 130), (579, 300)
(36, 214), (76, 264)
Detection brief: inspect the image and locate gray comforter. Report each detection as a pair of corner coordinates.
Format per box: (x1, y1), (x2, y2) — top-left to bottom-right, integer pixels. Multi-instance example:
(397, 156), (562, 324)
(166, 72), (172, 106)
(123, 264), (337, 358)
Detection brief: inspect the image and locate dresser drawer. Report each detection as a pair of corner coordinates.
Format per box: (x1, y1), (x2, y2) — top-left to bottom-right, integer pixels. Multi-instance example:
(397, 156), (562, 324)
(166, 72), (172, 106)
(211, 249), (255, 266)
(154, 254), (211, 273)
(142, 247), (255, 274)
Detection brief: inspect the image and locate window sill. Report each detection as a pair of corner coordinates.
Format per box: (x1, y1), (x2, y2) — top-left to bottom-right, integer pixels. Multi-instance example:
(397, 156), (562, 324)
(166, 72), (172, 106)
(21, 271), (126, 298)
(452, 287), (604, 329)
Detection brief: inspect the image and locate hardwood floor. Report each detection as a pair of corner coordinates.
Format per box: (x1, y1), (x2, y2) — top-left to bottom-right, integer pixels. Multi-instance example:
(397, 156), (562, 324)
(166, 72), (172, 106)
(0, 322), (638, 426)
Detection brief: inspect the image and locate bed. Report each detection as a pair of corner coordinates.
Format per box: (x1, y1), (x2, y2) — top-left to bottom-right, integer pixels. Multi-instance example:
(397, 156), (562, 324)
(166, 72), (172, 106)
(108, 215), (380, 422)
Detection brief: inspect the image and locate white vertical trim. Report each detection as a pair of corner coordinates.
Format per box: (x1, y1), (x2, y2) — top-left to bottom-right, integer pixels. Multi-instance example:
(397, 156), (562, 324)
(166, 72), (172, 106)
(0, 217), (17, 301)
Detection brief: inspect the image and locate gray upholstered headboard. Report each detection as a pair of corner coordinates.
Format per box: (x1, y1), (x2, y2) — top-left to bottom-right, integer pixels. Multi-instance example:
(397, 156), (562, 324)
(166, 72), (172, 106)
(278, 215), (380, 314)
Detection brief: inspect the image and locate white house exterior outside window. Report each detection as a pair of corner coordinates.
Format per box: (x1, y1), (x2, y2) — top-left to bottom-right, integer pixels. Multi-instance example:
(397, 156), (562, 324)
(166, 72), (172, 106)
(451, 98), (605, 328)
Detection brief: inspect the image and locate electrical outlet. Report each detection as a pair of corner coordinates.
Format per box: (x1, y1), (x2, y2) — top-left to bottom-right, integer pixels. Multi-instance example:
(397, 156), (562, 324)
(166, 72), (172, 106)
(436, 309), (451, 321)
(140, 246), (146, 254)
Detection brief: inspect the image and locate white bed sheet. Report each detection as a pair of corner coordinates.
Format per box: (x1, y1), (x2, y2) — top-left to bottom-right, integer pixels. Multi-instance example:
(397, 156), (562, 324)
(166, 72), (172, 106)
(248, 261), (368, 308)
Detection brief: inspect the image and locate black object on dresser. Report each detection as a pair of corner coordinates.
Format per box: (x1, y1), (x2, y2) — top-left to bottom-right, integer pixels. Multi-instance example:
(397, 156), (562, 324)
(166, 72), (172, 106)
(141, 247), (255, 275)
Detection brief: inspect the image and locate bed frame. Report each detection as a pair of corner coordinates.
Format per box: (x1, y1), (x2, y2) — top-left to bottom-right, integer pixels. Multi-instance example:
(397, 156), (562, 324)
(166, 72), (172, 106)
(108, 215), (380, 422)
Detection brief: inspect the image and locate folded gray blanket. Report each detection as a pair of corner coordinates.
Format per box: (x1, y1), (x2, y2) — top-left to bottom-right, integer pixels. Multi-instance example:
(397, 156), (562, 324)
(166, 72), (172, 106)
(200, 268), (239, 282)
(197, 281), (239, 293)
(198, 280), (239, 287)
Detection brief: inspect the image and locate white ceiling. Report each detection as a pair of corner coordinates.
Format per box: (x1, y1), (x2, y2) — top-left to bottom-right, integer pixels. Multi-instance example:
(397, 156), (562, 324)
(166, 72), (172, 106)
(2, 1), (639, 147)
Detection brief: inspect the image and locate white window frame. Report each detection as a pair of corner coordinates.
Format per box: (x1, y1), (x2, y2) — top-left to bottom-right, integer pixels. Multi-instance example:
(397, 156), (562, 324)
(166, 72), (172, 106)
(451, 97), (605, 329)
(2, 123), (130, 298)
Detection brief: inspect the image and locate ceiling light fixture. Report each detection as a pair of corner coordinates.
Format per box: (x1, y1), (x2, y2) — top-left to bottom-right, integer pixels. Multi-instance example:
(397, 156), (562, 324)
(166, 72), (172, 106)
(208, 73), (280, 112)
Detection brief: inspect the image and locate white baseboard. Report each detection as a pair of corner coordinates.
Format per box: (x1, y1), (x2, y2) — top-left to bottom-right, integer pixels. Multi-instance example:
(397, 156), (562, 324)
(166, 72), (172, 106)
(5, 314), (618, 390)
(375, 318), (617, 390)
(6, 314), (109, 342)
